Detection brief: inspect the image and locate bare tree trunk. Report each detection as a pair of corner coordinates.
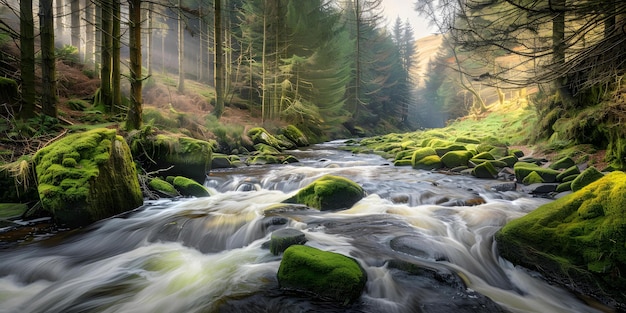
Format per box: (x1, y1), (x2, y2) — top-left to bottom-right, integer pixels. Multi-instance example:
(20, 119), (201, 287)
(84, 0), (94, 66)
(126, 0), (143, 130)
(95, 0), (101, 74)
(552, 0), (569, 102)
(100, 0), (113, 108)
(261, 0), (267, 122)
(55, 0), (64, 35)
(40, 0), (58, 118)
(177, 0), (185, 93)
(71, 0), (80, 51)
(20, 0), (36, 119)
(112, 0), (121, 111)
(146, 2), (153, 77)
(214, 0), (225, 117)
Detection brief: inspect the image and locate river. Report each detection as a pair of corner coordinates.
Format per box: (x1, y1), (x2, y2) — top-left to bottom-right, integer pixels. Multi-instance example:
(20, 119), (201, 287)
(0, 141), (606, 313)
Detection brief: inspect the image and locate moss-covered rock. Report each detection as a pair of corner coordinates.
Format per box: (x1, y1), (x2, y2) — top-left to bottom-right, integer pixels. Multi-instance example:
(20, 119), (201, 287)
(247, 127), (282, 150)
(148, 177), (179, 197)
(246, 154), (281, 165)
(556, 181), (572, 192)
(269, 228), (307, 255)
(498, 155), (518, 167)
(522, 171), (544, 185)
(211, 153), (237, 169)
(411, 147), (437, 167)
(556, 165), (580, 182)
(413, 155), (443, 170)
(172, 176), (210, 197)
(440, 151), (473, 168)
(571, 166), (604, 192)
(488, 146), (508, 158)
(549, 157), (575, 170)
(393, 159), (412, 167)
(281, 125), (309, 147)
(285, 175), (365, 211)
(510, 149), (525, 158)
(514, 162), (559, 183)
(496, 171), (626, 309)
(473, 152), (495, 160)
(0, 203), (28, 219)
(130, 132), (212, 183)
(277, 245), (366, 304)
(471, 161), (498, 179)
(34, 128), (143, 227)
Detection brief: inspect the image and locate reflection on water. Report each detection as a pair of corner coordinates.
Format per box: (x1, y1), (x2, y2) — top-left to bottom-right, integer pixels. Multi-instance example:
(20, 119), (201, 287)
(0, 141), (604, 313)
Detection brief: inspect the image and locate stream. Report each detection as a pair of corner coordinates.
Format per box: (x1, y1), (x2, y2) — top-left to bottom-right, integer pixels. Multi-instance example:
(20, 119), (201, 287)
(0, 141), (605, 313)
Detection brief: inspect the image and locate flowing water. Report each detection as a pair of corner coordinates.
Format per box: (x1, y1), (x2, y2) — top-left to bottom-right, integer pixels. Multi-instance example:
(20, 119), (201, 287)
(0, 141), (606, 313)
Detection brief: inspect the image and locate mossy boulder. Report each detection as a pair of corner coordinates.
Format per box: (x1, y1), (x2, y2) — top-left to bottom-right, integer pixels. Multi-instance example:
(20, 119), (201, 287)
(0, 203), (28, 219)
(473, 152), (495, 160)
(471, 161), (498, 179)
(411, 147), (437, 167)
(514, 162), (559, 183)
(211, 153), (237, 169)
(148, 177), (179, 197)
(277, 245), (367, 304)
(571, 166), (604, 192)
(549, 157), (575, 170)
(440, 151), (473, 168)
(281, 125), (309, 147)
(285, 175), (365, 211)
(522, 171), (544, 185)
(269, 228), (307, 255)
(171, 176), (210, 197)
(496, 171), (626, 309)
(34, 128), (143, 227)
(247, 127), (282, 150)
(556, 165), (580, 182)
(556, 181), (572, 192)
(130, 132), (212, 183)
(413, 155), (443, 170)
(498, 155), (518, 167)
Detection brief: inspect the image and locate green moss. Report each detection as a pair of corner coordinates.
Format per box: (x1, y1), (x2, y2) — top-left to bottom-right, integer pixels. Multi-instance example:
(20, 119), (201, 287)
(440, 151), (473, 168)
(269, 228), (307, 255)
(172, 176), (210, 197)
(510, 149), (525, 158)
(455, 136), (480, 144)
(557, 165), (580, 182)
(556, 181), (572, 192)
(571, 166), (604, 192)
(254, 143), (280, 155)
(514, 162), (559, 183)
(549, 157), (575, 170)
(413, 155), (442, 170)
(473, 152), (495, 160)
(410, 147), (437, 167)
(472, 161), (498, 179)
(0, 203), (28, 219)
(489, 146), (508, 158)
(289, 175), (365, 211)
(522, 171), (544, 185)
(148, 177), (178, 197)
(34, 128), (143, 227)
(247, 127), (281, 150)
(393, 159), (412, 167)
(496, 172), (626, 297)
(277, 245), (366, 304)
(498, 155), (518, 167)
(434, 144), (467, 157)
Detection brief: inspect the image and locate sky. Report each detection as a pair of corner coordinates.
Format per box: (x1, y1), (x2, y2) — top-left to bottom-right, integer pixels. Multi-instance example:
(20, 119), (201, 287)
(380, 0), (438, 39)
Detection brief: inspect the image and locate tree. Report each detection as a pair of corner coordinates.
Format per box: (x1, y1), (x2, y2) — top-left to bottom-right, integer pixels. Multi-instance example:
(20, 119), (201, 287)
(112, 0), (122, 110)
(19, 0), (36, 119)
(214, 0), (225, 118)
(70, 0), (80, 51)
(177, 0), (185, 93)
(99, 0), (113, 108)
(84, 0), (95, 67)
(40, 0), (58, 118)
(126, 0), (143, 130)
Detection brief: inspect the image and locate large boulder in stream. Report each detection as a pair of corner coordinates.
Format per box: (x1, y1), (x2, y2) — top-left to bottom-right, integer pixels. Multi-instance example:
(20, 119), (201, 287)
(496, 171), (626, 310)
(277, 245), (367, 304)
(284, 175), (365, 211)
(34, 128), (143, 227)
(129, 131), (212, 183)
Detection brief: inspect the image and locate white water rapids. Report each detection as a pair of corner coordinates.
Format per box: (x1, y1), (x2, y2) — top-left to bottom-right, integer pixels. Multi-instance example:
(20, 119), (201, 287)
(0, 141), (608, 313)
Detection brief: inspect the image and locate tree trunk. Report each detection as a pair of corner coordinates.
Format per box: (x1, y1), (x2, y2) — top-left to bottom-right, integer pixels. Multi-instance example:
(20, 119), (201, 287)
(71, 0), (80, 51)
(177, 0), (185, 93)
(261, 0), (267, 122)
(146, 3), (153, 77)
(100, 0), (113, 108)
(126, 0), (143, 130)
(214, 0), (225, 118)
(95, 0), (101, 73)
(19, 0), (36, 119)
(552, 0), (569, 102)
(40, 0), (58, 118)
(55, 0), (64, 35)
(84, 0), (94, 66)
(112, 0), (122, 111)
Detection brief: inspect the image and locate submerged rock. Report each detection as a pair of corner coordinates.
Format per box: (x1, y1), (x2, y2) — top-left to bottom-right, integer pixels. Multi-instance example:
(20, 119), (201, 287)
(496, 171), (626, 310)
(277, 245), (367, 304)
(284, 175), (365, 211)
(269, 228), (307, 255)
(34, 128), (143, 227)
